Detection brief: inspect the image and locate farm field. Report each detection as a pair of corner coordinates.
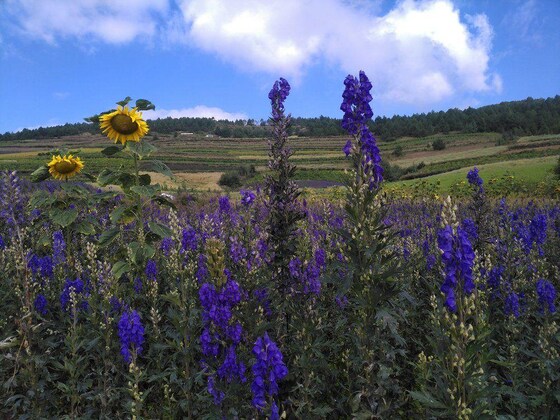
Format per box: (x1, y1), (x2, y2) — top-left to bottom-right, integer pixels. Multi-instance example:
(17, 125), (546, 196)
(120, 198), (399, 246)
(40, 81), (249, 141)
(1, 131), (559, 194)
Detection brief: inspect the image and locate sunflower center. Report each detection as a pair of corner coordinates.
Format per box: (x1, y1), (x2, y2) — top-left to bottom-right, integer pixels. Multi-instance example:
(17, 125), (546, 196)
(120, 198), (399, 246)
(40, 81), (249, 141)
(111, 114), (139, 135)
(54, 160), (78, 174)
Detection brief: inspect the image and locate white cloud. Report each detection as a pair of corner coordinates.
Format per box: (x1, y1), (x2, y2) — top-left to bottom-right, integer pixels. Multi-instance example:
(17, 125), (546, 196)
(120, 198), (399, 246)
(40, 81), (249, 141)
(176, 0), (500, 103)
(3, 0), (501, 104)
(144, 106), (248, 121)
(4, 0), (169, 44)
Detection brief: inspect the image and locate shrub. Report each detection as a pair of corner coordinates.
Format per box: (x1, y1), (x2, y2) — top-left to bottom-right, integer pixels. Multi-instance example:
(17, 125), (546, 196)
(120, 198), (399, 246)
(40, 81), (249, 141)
(218, 172), (241, 188)
(432, 138), (446, 150)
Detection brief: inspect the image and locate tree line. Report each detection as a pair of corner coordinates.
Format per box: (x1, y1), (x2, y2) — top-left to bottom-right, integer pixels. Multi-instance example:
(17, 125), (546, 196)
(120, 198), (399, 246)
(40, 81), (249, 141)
(1, 96), (559, 142)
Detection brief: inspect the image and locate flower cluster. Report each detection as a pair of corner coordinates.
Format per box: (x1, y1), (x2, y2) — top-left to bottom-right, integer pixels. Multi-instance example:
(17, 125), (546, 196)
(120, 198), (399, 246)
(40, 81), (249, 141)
(251, 332), (288, 418)
(467, 167), (484, 191)
(268, 78), (290, 121)
(34, 294), (48, 315)
(117, 309), (145, 364)
(240, 189), (256, 206)
(437, 225), (475, 312)
(536, 279), (556, 314)
(340, 71), (383, 187)
(145, 259), (157, 282)
(199, 276), (246, 404)
(52, 230), (66, 265)
(60, 278), (87, 313)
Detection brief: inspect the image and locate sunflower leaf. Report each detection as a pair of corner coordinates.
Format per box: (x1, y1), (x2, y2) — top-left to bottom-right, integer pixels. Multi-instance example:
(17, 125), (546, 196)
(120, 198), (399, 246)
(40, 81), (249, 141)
(98, 227), (120, 247)
(135, 99), (155, 111)
(130, 184), (161, 198)
(101, 146), (122, 156)
(148, 222), (173, 239)
(112, 261), (131, 279)
(116, 96), (132, 107)
(126, 140), (156, 160)
(50, 207), (78, 228)
(30, 165), (50, 182)
(139, 174), (151, 186)
(145, 160), (173, 178)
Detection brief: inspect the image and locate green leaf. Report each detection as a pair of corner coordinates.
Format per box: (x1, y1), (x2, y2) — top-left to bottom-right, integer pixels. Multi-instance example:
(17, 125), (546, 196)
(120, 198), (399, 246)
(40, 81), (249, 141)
(409, 391), (448, 409)
(148, 222), (173, 238)
(130, 184), (161, 198)
(76, 221), (96, 235)
(81, 171), (96, 182)
(110, 205), (136, 224)
(116, 96), (132, 107)
(126, 140), (156, 160)
(97, 169), (120, 186)
(112, 261), (131, 279)
(101, 146), (122, 156)
(139, 173), (151, 186)
(135, 99), (155, 111)
(146, 160), (173, 177)
(98, 227), (120, 246)
(50, 207), (78, 228)
(30, 165), (51, 182)
(29, 190), (56, 208)
(128, 242), (155, 265)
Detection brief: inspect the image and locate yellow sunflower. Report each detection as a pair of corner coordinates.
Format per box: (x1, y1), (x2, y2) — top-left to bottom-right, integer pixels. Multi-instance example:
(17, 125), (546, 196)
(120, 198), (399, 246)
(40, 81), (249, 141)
(47, 154), (84, 181)
(99, 106), (149, 144)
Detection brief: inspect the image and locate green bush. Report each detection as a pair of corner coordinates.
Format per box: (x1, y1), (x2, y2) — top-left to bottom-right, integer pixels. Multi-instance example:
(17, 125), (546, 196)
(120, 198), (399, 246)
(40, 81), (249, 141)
(218, 172), (241, 188)
(432, 138), (446, 150)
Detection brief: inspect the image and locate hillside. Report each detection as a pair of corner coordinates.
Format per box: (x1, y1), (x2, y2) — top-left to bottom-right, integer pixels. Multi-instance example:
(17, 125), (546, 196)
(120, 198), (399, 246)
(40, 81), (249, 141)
(1, 96), (559, 141)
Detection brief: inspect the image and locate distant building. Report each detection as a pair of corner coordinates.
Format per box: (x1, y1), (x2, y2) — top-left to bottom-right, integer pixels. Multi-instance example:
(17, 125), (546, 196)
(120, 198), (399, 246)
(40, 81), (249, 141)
(205, 134), (215, 138)
(180, 132), (194, 136)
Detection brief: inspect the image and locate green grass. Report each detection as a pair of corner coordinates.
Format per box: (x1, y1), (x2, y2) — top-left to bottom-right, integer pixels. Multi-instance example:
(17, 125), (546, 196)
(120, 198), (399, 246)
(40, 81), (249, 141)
(390, 155), (558, 191)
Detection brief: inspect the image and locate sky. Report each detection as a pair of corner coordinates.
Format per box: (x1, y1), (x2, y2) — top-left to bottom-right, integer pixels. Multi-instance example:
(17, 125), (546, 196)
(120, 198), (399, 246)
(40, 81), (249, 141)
(0, 0), (559, 134)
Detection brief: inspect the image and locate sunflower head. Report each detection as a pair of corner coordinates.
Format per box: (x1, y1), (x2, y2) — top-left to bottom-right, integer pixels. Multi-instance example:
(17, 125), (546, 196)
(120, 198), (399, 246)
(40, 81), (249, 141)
(99, 106), (149, 145)
(47, 154), (84, 181)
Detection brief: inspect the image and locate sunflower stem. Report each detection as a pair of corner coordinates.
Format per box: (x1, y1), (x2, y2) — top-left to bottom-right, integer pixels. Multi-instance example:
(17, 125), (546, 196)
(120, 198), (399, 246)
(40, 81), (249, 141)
(132, 151), (145, 245)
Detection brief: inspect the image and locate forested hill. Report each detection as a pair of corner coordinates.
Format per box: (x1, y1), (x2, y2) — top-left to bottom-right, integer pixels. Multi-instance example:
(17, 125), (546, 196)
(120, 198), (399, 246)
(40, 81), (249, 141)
(1, 95), (559, 142)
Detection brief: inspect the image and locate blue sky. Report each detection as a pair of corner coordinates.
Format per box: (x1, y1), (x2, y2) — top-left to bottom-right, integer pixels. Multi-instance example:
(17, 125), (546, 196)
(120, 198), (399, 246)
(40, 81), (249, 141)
(0, 0), (559, 134)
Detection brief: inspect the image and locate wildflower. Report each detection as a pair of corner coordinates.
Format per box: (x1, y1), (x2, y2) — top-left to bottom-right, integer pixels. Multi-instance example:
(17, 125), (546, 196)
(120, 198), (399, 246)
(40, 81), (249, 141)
(504, 292), (521, 318)
(99, 106), (149, 144)
(251, 332), (288, 413)
(467, 167), (483, 190)
(60, 278), (86, 312)
(240, 189), (256, 206)
(340, 71), (383, 187)
(34, 294), (48, 315)
(52, 230), (66, 265)
(536, 279), (556, 314)
(117, 309), (145, 363)
(438, 225), (475, 312)
(145, 259), (157, 282)
(47, 154), (84, 181)
(181, 227), (197, 252)
(268, 77), (290, 121)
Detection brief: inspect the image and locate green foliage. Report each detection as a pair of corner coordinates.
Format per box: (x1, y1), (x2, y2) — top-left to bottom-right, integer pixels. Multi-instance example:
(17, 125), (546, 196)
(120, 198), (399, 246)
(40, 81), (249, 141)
(218, 172), (241, 188)
(432, 138), (446, 150)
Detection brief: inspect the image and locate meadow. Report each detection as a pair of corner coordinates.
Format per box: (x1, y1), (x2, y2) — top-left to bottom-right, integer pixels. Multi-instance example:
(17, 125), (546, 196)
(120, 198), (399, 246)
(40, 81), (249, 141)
(0, 74), (559, 419)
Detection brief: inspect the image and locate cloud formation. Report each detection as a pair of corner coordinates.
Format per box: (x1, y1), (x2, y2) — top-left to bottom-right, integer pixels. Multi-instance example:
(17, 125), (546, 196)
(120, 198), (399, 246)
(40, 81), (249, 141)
(177, 0), (501, 103)
(3, 0), (501, 104)
(4, 0), (169, 44)
(144, 106), (248, 121)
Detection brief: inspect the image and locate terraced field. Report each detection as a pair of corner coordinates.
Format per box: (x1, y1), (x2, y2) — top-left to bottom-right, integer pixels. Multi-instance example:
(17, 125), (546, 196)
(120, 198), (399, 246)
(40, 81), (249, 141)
(0, 132), (558, 193)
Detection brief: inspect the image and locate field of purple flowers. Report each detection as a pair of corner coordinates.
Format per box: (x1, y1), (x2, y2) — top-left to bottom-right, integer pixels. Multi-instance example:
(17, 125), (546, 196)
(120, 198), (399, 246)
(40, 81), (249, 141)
(1, 74), (559, 419)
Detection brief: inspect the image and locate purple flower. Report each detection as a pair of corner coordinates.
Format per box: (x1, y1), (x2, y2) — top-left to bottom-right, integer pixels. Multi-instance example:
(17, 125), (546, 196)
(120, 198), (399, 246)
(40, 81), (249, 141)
(504, 292), (521, 318)
(240, 189), (256, 206)
(34, 294), (48, 315)
(60, 278), (85, 312)
(340, 71), (383, 187)
(52, 230), (66, 265)
(467, 167), (484, 189)
(536, 279), (556, 314)
(251, 332), (288, 413)
(181, 227), (197, 252)
(145, 259), (157, 282)
(160, 237), (174, 256)
(117, 309), (145, 363)
(269, 77), (291, 121)
(219, 196), (231, 214)
(437, 225), (475, 312)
